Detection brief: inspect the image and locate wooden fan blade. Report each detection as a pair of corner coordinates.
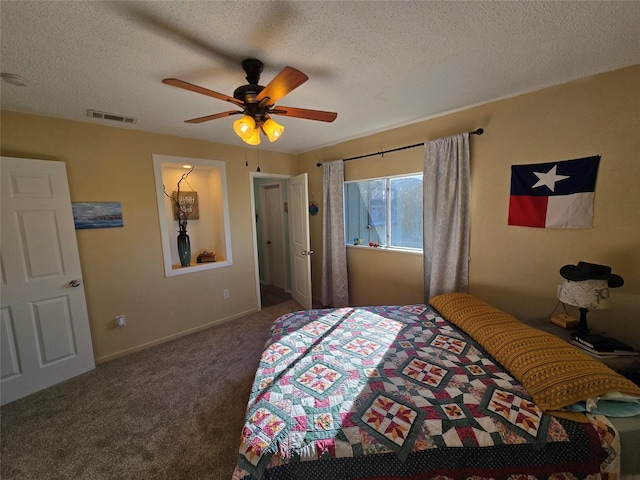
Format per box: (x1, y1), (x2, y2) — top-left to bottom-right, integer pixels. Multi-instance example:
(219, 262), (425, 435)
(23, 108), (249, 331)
(270, 106), (337, 123)
(256, 67), (308, 105)
(163, 78), (245, 108)
(185, 111), (242, 124)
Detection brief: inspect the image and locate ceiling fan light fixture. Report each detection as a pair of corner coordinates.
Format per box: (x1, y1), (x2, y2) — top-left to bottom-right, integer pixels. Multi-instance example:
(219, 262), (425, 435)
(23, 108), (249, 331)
(262, 118), (285, 142)
(233, 115), (256, 140)
(164, 59), (337, 146)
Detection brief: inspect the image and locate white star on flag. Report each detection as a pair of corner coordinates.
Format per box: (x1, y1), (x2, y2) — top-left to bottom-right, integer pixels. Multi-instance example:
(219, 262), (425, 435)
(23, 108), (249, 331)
(531, 165), (570, 192)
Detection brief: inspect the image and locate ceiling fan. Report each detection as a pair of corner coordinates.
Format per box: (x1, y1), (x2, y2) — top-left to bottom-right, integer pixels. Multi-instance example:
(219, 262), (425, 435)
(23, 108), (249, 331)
(163, 58), (337, 145)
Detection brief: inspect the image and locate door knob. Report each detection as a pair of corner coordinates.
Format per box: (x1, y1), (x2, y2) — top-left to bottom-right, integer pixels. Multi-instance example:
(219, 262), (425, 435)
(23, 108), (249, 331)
(69, 280), (81, 288)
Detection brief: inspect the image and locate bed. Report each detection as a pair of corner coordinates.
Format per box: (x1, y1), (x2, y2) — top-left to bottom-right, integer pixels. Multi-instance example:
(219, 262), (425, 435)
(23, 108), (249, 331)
(233, 293), (640, 479)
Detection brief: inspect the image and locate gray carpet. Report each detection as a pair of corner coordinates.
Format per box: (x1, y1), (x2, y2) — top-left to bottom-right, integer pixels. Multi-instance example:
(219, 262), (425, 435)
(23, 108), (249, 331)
(1, 300), (303, 480)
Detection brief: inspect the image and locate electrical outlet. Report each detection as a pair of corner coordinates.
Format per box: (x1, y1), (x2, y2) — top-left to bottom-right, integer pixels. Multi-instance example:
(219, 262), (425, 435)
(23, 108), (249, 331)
(223, 289), (230, 299)
(115, 315), (126, 328)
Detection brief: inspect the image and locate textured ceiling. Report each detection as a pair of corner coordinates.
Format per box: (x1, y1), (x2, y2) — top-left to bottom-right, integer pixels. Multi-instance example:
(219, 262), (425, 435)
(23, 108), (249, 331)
(1, 1), (639, 154)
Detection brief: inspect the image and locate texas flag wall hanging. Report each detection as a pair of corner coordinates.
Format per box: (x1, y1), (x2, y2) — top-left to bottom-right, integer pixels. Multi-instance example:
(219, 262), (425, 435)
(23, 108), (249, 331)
(508, 155), (600, 228)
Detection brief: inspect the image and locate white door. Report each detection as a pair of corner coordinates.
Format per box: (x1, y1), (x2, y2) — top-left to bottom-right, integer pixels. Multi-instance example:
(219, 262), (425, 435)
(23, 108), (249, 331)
(260, 183), (286, 289)
(288, 173), (312, 310)
(1, 157), (95, 405)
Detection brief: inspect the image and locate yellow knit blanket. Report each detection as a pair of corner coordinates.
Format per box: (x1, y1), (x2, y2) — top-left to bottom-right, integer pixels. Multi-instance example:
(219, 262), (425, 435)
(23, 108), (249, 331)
(430, 293), (640, 418)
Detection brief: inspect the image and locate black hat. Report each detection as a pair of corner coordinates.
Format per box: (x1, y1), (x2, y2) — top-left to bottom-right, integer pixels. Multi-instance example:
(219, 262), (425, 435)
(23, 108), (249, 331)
(560, 261), (624, 288)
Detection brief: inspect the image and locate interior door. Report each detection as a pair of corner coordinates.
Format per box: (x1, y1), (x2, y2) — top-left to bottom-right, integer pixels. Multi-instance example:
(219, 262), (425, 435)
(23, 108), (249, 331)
(288, 173), (312, 309)
(1, 157), (95, 405)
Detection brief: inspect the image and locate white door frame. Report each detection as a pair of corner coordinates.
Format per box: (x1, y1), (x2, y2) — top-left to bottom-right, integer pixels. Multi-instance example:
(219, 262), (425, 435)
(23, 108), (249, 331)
(250, 173), (290, 309)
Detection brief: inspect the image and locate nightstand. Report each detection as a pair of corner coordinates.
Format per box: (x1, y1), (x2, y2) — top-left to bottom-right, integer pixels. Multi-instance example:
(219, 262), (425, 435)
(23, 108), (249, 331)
(524, 317), (640, 385)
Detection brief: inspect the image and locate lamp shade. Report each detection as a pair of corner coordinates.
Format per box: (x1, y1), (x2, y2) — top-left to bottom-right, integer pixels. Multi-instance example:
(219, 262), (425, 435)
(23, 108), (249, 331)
(233, 115), (256, 140)
(244, 127), (261, 145)
(262, 118), (284, 142)
(558, 279), (610, 310)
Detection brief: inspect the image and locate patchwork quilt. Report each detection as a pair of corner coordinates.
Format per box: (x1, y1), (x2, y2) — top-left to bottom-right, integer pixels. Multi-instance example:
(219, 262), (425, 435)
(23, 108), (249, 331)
(233, 305), (619, 480)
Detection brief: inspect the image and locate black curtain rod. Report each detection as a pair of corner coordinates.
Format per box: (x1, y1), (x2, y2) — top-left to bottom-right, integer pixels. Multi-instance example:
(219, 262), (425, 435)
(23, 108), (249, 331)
(316, 128), (484, 167)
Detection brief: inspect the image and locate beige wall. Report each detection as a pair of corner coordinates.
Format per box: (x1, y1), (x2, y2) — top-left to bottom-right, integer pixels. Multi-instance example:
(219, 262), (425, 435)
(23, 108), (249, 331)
(297, 65), (640, 347)
(2, 65), (639, 361)
(1, 113), (296, 362)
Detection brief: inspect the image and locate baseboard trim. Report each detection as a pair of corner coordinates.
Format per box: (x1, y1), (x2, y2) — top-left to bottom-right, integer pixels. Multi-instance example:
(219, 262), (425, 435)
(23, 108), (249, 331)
(94, 307), (259, 364)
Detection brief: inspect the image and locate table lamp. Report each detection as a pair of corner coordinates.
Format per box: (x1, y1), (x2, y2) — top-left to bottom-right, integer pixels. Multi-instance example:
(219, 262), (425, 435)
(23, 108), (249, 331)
(558, 278), (609, 338)
(558, 261), (624, 339)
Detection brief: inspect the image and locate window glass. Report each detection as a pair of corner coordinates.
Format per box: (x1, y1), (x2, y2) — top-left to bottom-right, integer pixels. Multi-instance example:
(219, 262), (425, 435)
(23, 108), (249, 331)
(344, 179), (385, 245)
(390, 175), (422, 249)
(344, 174), (422, 250)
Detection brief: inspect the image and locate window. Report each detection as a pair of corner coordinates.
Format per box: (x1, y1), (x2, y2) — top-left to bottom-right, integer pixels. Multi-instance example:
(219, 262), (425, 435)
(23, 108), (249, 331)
(344, 174), (422, 250)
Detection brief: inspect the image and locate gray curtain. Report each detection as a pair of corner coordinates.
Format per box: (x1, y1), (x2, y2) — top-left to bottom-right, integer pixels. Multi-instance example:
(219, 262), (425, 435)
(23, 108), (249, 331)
(321, 160), (349, 307)
(423, 133), (470, 301)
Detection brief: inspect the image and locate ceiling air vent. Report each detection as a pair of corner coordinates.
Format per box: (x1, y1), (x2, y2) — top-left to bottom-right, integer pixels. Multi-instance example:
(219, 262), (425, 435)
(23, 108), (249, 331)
(87, 110), (137, 124)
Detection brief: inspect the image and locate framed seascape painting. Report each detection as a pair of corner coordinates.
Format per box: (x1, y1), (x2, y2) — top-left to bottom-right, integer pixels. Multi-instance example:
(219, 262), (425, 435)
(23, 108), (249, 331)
(72, 202), (124, 229)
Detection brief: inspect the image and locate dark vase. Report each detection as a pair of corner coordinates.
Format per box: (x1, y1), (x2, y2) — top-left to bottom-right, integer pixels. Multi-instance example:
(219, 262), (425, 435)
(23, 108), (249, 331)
(177, 225), (191, 267)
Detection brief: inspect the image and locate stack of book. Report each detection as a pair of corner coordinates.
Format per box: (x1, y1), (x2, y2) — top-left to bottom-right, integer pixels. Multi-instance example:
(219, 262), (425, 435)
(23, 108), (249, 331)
(571, 334), (639, 358)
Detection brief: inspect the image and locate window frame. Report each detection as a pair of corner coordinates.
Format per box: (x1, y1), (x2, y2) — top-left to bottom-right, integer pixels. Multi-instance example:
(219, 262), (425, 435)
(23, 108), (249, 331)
(344, 172), (423, 253)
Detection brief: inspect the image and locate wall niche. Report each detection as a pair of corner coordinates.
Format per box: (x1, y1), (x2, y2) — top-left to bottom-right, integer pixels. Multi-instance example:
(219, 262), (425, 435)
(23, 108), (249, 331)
(152, 154), (232, 277)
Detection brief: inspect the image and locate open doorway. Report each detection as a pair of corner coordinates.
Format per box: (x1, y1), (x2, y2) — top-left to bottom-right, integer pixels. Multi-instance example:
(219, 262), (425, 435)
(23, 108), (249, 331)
(251, 174), (293, 308)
